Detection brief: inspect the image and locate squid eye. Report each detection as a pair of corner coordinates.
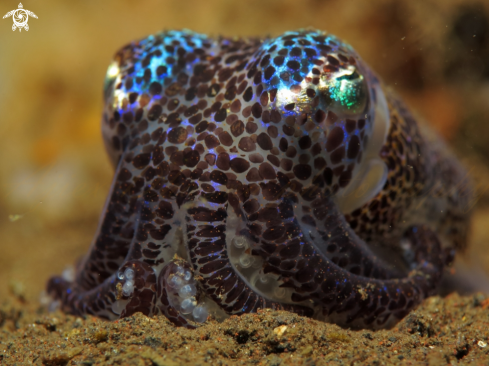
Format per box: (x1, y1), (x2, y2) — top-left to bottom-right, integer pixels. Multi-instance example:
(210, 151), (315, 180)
(104, 62), (120, 101)
(321, 69), (368, 115)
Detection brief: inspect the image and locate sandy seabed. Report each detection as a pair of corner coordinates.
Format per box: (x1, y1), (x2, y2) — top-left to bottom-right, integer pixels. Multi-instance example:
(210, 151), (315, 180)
(1, 293), (489, 365)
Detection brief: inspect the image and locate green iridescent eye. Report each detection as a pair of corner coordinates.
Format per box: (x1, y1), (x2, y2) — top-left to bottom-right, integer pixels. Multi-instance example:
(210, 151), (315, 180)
(322, 70), (368, 115)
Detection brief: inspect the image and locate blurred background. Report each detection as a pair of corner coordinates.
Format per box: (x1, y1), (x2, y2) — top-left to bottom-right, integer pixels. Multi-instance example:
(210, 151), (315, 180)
(1, 0), (489, 303)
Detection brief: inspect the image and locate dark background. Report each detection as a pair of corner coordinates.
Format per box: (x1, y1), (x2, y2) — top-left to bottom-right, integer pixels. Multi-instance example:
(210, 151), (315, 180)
(1, 0), (488, 302)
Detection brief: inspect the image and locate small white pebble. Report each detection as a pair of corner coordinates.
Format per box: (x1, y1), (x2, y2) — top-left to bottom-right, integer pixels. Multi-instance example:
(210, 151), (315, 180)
(478, 340), (487, 348)
(273, 325), (287, 337)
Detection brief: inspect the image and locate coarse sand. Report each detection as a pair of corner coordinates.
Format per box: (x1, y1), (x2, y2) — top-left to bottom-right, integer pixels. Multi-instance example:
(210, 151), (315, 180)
(2, 292), (489, 365)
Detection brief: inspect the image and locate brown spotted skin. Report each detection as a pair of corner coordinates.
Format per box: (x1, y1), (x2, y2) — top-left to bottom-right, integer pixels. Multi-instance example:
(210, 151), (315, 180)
(47, 29), (472, 329)
(343, 94), (470, 254)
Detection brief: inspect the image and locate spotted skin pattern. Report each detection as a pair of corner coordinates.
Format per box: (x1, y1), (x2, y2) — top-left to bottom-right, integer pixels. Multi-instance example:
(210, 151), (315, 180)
(47, 29), (472, 329)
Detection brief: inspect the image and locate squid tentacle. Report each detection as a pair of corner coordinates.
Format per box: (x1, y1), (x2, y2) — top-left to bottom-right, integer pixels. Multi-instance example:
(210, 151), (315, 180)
(185, 192), (314, 317)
